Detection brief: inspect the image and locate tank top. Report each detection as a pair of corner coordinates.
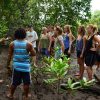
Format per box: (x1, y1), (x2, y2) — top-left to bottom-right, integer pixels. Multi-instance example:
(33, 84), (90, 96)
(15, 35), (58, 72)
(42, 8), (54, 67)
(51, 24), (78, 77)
(76, 38), (83, 51)
(85, 35), (95, 52)
(40, 34), (49, 48)
(13, 40), (30, 72)
(63, 33), (69, 49)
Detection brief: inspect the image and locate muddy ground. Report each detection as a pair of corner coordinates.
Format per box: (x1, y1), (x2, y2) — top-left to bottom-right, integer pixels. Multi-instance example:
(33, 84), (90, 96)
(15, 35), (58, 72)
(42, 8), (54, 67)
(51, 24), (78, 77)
(0, 47), (100, 100)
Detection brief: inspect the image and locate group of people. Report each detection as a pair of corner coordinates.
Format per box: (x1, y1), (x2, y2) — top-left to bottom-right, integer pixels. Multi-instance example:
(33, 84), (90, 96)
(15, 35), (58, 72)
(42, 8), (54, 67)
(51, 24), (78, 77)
(76, 25), (100, 80)
(0, 24), (100, 99)
(26, 25), (100, 81)
(26, 25), (75, 58)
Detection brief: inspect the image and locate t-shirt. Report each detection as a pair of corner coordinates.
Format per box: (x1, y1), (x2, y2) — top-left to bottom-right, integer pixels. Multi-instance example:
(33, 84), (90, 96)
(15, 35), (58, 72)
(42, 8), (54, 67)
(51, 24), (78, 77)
(26, 30), (38, 48)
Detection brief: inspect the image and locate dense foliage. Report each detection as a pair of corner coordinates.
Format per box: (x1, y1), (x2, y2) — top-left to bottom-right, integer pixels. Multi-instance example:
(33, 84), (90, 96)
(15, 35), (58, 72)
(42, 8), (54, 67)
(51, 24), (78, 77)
(0, 0), (91, 37)
(88, 10), (100, 29)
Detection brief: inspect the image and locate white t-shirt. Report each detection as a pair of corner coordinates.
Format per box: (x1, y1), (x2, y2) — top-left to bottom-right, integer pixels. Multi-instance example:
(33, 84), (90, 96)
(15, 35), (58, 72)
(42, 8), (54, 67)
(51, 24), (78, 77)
(26, 30), (38, 48)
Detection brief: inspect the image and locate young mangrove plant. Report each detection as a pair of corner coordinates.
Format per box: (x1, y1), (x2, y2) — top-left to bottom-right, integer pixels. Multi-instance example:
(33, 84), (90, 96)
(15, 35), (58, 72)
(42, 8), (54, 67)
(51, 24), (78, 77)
(61, 78), (81, 91)
(61, 77), (95, 91)
(44, 56), (70, 94)
(79, 77), (95, 88)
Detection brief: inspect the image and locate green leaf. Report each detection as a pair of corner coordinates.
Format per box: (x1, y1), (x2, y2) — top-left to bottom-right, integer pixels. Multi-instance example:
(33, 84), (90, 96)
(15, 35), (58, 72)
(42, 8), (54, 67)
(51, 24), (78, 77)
(67, 78), (72, 87)
(71, 82), (80, 89)
(44, 78), (58, 84)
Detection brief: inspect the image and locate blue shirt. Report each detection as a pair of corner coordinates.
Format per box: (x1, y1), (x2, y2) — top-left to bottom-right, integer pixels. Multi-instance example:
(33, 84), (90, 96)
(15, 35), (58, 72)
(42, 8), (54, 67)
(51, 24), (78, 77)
(76, 39), (83, 51)
(63, 34), (69, 49)
(13, 40), (30, 72)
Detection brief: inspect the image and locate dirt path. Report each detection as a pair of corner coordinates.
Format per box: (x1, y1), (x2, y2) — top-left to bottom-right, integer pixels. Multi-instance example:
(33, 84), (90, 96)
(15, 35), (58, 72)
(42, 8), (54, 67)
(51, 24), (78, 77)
(0, 48), (100, 100)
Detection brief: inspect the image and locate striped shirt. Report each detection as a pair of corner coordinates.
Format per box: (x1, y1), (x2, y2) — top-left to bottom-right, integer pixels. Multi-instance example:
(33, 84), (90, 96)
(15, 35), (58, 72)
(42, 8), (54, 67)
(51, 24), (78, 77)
(13, 40), (30, 72)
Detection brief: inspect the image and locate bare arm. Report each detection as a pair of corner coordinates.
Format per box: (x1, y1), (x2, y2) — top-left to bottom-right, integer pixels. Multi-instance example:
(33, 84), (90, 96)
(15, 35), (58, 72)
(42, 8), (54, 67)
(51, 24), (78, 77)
(94, 35), (100, 49)
(48, 35), (52, 51)
(59, 40), (65, 53)
(38, 39), (41, 52)
(27, 42), (36, 56)
(71, 33), (76, 43)
(69, 33), (75, 52)
(6, 42), (14, 68)
(81, 36), (87, 57)
(27, 42), (36, 66)
(32, 32), (38, 43)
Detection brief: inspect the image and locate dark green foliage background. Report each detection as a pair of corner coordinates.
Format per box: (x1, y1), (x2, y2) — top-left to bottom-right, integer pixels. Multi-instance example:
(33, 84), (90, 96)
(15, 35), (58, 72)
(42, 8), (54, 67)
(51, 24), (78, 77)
(0, 0), (91, 37)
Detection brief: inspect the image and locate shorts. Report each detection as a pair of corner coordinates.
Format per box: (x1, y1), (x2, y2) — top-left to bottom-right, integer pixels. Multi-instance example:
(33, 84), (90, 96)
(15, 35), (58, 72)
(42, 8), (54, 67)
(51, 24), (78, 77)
(12, 69), (31, 86)
(51, 41), (54, 48)
(85, 50), (96, 67)
(55, 49), (62, 59)
(41, 48), (50, 57)
(97, 54), (100, 62)
(76, 50), (81, 58)
(64, 48), (70, 58)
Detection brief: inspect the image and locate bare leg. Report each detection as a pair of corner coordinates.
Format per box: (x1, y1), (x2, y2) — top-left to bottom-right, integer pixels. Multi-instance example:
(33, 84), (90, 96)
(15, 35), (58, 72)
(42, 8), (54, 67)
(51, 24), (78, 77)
(33, 56), (37, 67)
(87, 67), (93, 80)
(76, 58), (84, 79)
(79, 58), (84, 79)
(96, 62), (100, 70)
(7, 85), (16, 98)
(23, 85), (29, 98)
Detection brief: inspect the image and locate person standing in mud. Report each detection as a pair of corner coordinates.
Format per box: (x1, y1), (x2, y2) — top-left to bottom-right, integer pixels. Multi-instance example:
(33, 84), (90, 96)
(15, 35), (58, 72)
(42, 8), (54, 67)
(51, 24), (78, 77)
(63, 25), (75, 58)
(6, 28), (35, 99)
(38, 27), (51, 57)
(76, 26), (86, 79)
(26, 25), (38, 67)
(47, 25), (55, 56)
(84, 25), (100, 80)
(96, 28), (100, 70)
(54, 26), (65, 59)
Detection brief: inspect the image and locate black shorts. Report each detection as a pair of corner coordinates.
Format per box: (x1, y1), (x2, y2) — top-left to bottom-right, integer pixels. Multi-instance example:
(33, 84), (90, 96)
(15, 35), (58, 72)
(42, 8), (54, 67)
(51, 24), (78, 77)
(41, 48), (50, 57)
(12, 69), (31, 86)
(85, 51), (96, 67)
(97, 54), (100, 62)
(64, 48), (70, 58)
(77, 50), (81, 58)
(51, 41), (54, 48)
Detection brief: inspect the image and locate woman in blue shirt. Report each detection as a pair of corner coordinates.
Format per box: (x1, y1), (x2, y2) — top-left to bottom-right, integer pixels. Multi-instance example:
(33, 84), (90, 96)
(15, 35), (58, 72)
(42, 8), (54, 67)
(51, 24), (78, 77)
(76, 26), (86, 79)
(63, 25), (75, 58)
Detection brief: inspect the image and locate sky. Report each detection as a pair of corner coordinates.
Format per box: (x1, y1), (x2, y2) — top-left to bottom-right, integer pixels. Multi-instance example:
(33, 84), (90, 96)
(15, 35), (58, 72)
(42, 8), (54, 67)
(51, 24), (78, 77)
(91, 0), (100, 12)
